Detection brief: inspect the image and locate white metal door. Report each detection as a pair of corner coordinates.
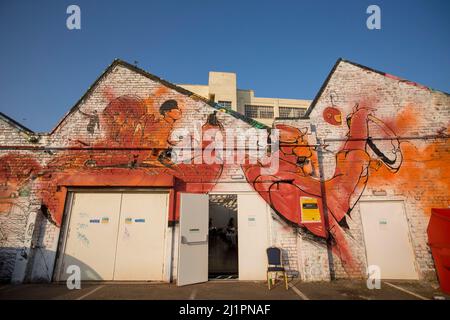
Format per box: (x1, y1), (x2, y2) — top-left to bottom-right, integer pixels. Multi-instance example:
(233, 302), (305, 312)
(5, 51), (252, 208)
(113, 193), (168, 280)
(61, 193), (122, 281)
(360, 201), (418, 279)
(177, 193), (209, 286)
(60, 191), (168, 281)
(237, 194), (269, 280)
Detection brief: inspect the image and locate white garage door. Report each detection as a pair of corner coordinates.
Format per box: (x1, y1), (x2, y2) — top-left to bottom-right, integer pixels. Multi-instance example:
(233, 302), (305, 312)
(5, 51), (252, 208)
(360, 201), (418, 280)
(59, 191), (168, 281)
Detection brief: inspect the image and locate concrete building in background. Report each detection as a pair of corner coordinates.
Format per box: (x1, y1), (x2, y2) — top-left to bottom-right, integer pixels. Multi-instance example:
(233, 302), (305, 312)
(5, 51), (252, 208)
(179, 71), (311, 126)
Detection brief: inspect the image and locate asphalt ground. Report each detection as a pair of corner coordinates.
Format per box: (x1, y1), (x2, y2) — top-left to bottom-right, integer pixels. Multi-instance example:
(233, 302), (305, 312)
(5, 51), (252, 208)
(0, 279), (448, 300)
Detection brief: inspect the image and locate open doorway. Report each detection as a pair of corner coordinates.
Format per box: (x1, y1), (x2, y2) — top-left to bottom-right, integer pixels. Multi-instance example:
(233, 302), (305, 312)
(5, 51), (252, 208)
(208, 194), (238, 279)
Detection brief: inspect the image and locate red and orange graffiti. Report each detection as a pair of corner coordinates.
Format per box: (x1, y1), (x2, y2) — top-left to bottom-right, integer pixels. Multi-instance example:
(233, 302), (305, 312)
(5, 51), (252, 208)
(242, 104), (405, 273)
(0, 91), (448, 275)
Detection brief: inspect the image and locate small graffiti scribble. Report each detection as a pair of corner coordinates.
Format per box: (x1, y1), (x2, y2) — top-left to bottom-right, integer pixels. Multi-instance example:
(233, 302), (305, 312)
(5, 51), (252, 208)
(79, 212), (89, 218)
(123, 226), (130, 240)
(78, 110), (100, 134)
(76, 223), (88, 230)
(77, 232), (90, 247)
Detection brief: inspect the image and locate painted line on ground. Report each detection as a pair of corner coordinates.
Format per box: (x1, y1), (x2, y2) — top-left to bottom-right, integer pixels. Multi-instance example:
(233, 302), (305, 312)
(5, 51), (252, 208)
(384, 282), (429, 300)
(288, 283), (309, 300)
(75, 285), (106, 300)
(189, 288), (197, 300)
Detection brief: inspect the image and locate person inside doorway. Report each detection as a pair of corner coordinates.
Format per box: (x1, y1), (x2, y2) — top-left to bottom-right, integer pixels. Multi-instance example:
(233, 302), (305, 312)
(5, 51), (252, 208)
(226, 217), (237, 247)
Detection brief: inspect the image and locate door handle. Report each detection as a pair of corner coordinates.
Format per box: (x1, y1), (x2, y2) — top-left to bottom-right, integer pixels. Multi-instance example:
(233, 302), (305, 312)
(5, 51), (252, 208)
(181, 235), (208, 245)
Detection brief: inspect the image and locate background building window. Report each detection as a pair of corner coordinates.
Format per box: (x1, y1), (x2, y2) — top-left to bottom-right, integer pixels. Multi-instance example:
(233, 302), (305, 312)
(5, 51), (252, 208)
(218, 101), (232, 108)
(278, 106), (305, 118)
(244, 105), (274, 119)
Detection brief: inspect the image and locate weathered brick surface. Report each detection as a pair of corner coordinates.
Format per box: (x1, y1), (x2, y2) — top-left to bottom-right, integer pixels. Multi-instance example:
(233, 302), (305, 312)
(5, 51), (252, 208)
(276, 60), (449, 281)
(1, 59), (448, 283)
(0, 62), (266, 282)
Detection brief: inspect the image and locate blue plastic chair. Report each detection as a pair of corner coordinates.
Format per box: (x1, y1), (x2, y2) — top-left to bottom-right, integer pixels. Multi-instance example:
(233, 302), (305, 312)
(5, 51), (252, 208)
(266, 247), (288, 290)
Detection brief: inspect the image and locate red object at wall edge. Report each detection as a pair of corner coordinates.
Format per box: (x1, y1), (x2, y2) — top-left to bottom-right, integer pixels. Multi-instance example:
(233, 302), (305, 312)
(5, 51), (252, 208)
(427, 208), (450, 294)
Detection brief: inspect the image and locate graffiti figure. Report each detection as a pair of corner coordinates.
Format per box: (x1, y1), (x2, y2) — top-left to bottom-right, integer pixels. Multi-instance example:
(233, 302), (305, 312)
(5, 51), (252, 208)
(78, 110), (100, 134)
(102, 95), (147, 145)
(34, 97), (224, 225)
(242, 104), (402, 273)
(0, 154), (41, 213)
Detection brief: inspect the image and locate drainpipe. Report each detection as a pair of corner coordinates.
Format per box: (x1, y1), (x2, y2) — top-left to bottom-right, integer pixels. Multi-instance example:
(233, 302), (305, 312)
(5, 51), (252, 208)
(169, 187), (177, 284)
(313, 126), (335, 281)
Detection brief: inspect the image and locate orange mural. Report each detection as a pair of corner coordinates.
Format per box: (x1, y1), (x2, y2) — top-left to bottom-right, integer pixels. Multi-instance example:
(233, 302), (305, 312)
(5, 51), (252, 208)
(241, 104), (415, 274)
(1, 90), (225, 227)
(0, 87), (448, 275)
(0, 154), (41, 213)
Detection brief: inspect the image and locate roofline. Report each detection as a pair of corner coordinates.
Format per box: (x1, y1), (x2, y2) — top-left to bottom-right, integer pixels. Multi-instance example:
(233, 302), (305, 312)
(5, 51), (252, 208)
(49, 59), (269, 134)
(209, 71), (236, 75)
(0, 111), (34, 134)
(303, 58), (342, 118)
(177, 84), (208, 87)
(7, 58), (441, 133)
(49, 59), (118, 134)
(303, 58), (450, 118)
(342, 59), (449, 96)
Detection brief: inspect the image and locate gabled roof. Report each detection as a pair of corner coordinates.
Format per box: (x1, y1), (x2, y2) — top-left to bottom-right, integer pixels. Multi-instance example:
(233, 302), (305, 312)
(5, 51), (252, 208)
(303, 58), (450, 118)
(0, 111), (34, 134)
(5, 58), (446, 133)
(50, 59), (270, 134)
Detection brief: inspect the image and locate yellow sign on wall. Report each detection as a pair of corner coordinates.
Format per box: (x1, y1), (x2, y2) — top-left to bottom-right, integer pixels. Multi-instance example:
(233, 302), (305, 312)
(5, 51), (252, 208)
(300, 197), (321, 223)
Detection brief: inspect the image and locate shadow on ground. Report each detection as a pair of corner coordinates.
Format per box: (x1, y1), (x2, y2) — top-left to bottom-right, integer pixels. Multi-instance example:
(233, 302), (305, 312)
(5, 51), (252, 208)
(0, 279), (448, 300)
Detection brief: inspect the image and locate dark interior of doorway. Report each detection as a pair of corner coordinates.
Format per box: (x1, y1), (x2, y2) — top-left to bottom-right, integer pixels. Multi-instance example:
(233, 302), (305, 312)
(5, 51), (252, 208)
(208, 194), (238, 280)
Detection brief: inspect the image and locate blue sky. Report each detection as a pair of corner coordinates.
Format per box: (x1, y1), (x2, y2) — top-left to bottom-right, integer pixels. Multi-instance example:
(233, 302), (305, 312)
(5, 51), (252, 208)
(0, 0), (449, 132)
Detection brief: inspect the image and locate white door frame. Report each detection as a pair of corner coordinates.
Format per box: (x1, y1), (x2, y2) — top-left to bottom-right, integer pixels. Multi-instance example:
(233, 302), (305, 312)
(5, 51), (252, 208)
(208, 191), (272, 280)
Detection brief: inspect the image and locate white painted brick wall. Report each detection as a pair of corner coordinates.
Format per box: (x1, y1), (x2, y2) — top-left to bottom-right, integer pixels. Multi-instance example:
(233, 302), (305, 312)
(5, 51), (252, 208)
(1, 60), (448, 283)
